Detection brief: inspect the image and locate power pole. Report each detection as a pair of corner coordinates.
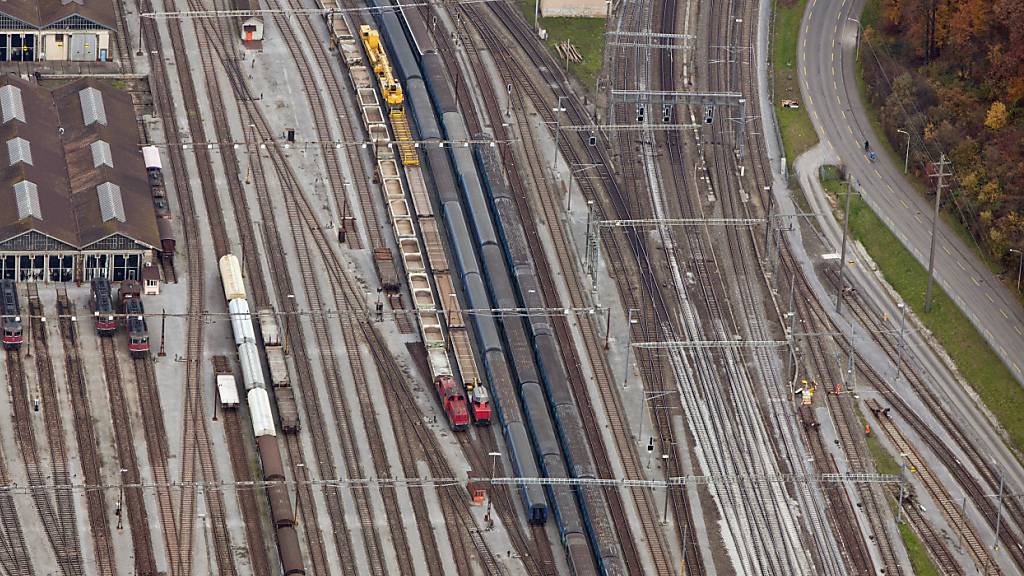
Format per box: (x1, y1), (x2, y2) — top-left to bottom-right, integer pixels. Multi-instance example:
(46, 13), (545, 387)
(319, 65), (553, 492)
(924, 154), (951, 312)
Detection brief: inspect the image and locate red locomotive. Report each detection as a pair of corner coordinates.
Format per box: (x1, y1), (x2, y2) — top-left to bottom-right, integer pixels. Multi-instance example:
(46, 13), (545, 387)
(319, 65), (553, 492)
(90, 278), (118, 336)
(466, 381), (491, 425)
(436, 375), (469, 430)
(119, 281), (149, 358)
(1, 280), (22, 349)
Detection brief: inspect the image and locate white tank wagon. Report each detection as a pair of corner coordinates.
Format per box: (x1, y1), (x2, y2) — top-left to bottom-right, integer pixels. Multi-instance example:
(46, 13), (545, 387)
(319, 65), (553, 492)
(219, 254), (247, 301)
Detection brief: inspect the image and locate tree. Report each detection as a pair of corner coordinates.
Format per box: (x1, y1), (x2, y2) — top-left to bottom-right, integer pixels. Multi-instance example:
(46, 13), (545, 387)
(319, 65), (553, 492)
(985, 101), (1009, 130)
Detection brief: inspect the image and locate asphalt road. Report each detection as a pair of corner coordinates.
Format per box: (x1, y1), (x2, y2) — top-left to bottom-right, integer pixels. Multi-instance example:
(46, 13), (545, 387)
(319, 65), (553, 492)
(797, 0), (1024, 386)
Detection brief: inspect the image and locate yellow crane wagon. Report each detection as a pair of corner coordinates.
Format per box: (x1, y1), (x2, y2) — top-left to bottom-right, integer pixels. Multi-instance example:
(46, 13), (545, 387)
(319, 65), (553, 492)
(360, 24), (404, 108)
(359, 24), (419, 165)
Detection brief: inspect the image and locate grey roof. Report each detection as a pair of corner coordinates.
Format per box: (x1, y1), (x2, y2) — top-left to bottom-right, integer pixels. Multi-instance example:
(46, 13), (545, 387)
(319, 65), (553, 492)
(0, 75), (159, 250)
(0, 86), (26, 124)
(7, 137), (32, 166)
(14, 181), (41, 220)
(90, 140), (112, 168)
(96, 182), (124, 222)
(79, 87), (107, 126)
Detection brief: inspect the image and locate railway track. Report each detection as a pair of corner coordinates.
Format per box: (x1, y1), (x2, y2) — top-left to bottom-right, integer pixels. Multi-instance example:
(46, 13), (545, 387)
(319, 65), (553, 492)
(137, 0), (256, 572)
(822, 265), (1024, 572)
(443, 5), (690, 573)
(175, 12), (449, 574)
(281, 0), (381, 249)
(6, 308), (80, 576)
(794, 293), (885, 575)
(97, 336), (156, 574)
(23, 287), (84, 576)
(238, 75), (504, 574)
(418, 8), (590, 573)
(55, 291), (117, 576)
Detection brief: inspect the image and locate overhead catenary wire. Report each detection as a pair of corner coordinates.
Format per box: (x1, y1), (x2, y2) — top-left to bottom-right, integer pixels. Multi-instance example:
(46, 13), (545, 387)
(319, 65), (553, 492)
(0, 473), (901, 496)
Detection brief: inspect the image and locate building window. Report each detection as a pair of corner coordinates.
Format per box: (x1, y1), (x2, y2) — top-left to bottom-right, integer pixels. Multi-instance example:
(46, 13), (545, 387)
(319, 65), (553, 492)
(0, 35), (7, 62)
(55, 34), (64, 46)
(0, 256), (13, 280)
(85, 254), (108, 281)
(11, 35), (21, 62)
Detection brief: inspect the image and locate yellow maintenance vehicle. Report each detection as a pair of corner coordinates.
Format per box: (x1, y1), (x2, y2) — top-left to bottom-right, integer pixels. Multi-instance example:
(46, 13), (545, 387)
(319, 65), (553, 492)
(359, 24), (418, 165)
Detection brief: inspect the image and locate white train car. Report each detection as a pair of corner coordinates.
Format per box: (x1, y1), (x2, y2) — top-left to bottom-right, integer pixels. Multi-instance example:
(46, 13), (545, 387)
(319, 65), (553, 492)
(218, 374), (240, 408)
(238, 341), (266, 390)
(228, 299), (255, 346)
(219, 255), (246, 301)
(248, 388), (276, 437)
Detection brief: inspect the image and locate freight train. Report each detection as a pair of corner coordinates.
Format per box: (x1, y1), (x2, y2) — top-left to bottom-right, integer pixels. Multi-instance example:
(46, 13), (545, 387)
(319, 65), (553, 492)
(219, 254), (304, 575)
(1, 279), (22, 350)
(342, 18), (486, 431)
(142, 146), (176, 269)
(90, 277), (118, 336)
(361, 6), (551, 527)
(367, 6), (626, 572)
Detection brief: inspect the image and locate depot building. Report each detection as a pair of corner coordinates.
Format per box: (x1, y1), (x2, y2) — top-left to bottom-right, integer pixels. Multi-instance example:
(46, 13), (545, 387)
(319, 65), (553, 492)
(0, 74), (159, 282)
(0, 0), (114, 62)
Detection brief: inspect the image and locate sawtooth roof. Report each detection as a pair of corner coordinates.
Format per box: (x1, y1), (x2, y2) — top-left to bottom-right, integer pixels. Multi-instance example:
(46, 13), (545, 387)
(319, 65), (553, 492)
(0, 75), (159, 250)
(0, 0), (115, 30)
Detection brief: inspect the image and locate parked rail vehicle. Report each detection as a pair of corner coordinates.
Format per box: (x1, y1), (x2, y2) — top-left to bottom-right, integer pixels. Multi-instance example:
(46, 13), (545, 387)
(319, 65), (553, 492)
(117, 280), (150, 356)
(465, 380), (492, 424)
(365, 3), (557, 532)
(219, 254), (304, 575)
(370, 7), (626, 573)
(123, 298), (149, 358)
(339, 23), (473, 430)
(1, 279), (22, 350)
(473, 136), (626, 575)
(142, 145), (176, 266)
(90, 277), (118, 336)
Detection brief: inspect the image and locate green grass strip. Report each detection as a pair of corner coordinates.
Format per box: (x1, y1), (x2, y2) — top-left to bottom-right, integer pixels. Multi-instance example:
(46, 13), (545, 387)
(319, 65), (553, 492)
(898, 523), (941, 576)
(772, 0), (818, 167)
(518, 0), (607, 91)
(822, 174), (1024, 452)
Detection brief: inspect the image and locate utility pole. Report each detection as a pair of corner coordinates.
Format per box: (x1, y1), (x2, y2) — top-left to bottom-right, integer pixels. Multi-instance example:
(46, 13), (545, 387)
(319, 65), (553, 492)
(836, 177), (854, 314)
(924, 154), (951, 312)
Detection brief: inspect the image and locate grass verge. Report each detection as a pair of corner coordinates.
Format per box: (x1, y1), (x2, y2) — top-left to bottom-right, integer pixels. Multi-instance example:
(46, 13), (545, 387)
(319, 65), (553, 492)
(821, 170), (1024, 452)
(898, 523), (941, 576)
(772, 0), (818, 167)
(518, 0), (606, 91)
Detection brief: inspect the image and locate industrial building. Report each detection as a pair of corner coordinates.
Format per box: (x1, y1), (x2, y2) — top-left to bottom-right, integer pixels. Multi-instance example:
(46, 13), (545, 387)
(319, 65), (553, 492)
(0, 74), (160, 282)
(0, 0), (114, 62)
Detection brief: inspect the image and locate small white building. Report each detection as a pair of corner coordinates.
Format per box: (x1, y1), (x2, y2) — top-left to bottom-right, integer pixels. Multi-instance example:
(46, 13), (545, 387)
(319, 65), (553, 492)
(0, 1), (114, 62)
(235, 0), (264, 44)
(539, 0), (609, 18)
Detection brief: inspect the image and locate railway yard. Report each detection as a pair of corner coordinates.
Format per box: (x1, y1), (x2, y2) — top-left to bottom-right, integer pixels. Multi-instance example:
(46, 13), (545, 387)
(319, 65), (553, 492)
(0, 0), (1021, 574)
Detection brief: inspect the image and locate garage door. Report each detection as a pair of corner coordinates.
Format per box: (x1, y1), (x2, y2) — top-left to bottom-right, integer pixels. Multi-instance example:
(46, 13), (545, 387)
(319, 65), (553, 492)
(70, 34), (97, 61)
